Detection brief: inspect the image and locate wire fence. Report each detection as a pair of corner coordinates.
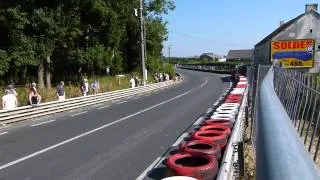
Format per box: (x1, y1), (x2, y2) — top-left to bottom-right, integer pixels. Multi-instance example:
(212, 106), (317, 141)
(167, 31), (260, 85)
(273, 67), (320, 164)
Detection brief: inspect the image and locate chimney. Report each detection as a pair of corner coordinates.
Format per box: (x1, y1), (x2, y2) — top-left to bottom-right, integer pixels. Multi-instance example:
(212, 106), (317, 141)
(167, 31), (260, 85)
(305, 3), (318, 12)
(279, 20), (285, 27)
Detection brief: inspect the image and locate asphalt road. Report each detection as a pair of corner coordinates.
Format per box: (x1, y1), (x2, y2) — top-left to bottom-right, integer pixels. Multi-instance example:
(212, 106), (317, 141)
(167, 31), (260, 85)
(0, 69), (230, 180)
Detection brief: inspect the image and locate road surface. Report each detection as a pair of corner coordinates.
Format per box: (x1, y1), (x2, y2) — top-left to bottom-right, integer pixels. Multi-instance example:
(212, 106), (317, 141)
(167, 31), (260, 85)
(0, 69), (230, 180)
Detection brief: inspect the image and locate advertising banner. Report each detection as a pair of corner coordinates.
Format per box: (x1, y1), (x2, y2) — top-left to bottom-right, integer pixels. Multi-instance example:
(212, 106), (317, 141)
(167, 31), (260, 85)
(271, 39), (315, 68)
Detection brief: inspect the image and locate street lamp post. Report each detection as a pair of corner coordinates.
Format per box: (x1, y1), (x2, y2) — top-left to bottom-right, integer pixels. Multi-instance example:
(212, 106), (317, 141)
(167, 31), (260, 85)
(140, 0), (147, 85)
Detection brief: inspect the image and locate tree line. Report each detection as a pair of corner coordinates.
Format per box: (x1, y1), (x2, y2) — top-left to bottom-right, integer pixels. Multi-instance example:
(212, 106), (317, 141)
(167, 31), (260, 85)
(0, 0), (175, 88)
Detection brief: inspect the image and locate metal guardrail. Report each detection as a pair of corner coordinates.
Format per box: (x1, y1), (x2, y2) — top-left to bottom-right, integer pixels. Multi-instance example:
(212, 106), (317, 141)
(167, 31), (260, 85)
(255, 67), (319, 179)
(273, 67), (320, 162)
(176, 64), (235, 73)
(0, 81), (176, 125)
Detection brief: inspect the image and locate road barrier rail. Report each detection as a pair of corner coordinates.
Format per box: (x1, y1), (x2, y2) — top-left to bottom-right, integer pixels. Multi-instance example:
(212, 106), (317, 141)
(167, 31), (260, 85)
(0, 81), (176, 125)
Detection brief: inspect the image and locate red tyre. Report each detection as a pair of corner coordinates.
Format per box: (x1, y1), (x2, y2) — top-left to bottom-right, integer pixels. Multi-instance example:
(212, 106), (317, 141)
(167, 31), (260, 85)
(203, 119), (234, 128)
(199, 124), (231, 137)
(191, 130), (228, 149)
(224, 99), (242, 104)
(179, 140), (222, 160)
(166, 153), (219, 180)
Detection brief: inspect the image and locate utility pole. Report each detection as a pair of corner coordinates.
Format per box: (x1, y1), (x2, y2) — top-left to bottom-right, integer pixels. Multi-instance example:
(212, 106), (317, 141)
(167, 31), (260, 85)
(168, 45), (171, 63)
(140, 0), (147, 85)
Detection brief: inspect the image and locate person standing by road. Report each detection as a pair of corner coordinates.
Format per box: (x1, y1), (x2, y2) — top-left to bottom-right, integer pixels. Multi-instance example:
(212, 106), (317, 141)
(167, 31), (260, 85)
(28, 82), (41, 106)
(81, 79), (89, 96)
(130, 76), (135, 88)
(91, 80), (99, 94)
(2, 89), (18, 110)
(56, 81), (65, 101)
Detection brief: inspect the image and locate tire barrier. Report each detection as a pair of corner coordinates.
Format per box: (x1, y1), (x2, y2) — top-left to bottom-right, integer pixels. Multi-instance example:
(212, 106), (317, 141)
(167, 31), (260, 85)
(166, 153), (219, 180)
(203, 119), (234, 129)
(191, 130), (228, 149)
(179, 140), (222, 160)
(163, 73), (247, 180)
(211, 114), (235, 122)
(161, 176), (198, 180)
(199, 124), (231, 137)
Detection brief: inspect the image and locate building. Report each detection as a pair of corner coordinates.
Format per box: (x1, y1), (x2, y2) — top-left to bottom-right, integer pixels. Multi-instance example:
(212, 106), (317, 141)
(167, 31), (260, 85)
(200, 53), (222, 60)
(226, 49), (254, 62)
(254, 3), (320, 72)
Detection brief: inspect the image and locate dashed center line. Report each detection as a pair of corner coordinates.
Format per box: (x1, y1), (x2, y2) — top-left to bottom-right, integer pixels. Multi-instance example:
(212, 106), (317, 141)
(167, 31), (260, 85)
(0, 132), (8, 136)
(31, 120), (56, 127)
(70, 111), (87, 117)
(97, 105), (110, 110)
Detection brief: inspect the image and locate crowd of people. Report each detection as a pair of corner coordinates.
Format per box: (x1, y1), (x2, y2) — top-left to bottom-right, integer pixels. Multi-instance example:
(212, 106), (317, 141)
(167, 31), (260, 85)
(1, 73), (178, 110)
(1, 79), (101, 110)
(154, 72), (171, 83)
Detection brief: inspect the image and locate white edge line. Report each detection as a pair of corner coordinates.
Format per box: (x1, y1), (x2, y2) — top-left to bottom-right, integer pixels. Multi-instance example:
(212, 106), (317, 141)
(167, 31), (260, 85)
(69, 109), (83, 113)
(193, 117), (204, 126)
(0, 90), (191, 171)
(91, 104), (103, 107)
(97, 105), (110, 110)
(70, 111), (87, 117)
(172, 133), (189, 147)
(0, 132), (8, 136)
(117, 101), (127, 104)
(136, 157), (161, 180)
(31, 119), (56, 127)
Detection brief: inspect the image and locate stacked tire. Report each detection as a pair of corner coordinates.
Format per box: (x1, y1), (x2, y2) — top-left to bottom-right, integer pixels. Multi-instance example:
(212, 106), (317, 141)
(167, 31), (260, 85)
(164, 75), (247, 180)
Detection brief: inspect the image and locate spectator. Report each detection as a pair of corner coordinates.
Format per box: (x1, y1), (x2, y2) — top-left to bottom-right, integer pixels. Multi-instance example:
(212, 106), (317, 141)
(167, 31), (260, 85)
(6, 84), (17, 96)
(159, 73), (163, 82)
(130, 76), (135, 88)
(134, 76), (140, 87)
(56, 81), (65, 101)
(2, 89), (18, 110)
(28, 82), (41, 106)
(80, 79), (89, 96)
(91, 80), (99, 94)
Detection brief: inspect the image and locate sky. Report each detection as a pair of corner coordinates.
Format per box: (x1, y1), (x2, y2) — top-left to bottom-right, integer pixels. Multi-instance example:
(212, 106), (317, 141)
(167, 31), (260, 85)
(162, 0), (315, 57)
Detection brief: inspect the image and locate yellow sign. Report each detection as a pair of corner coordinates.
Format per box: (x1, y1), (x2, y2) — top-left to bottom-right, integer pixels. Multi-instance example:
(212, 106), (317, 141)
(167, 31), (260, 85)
(271, 39), (315, 68)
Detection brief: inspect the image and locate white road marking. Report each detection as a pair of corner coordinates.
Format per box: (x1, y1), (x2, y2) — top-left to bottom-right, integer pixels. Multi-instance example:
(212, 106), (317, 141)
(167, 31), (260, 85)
(92, 104), (103, 107)
(112, 100), (119, 103)
(70, 111), (87, 117)
(172, 133), (189, 147)
(199, 79), (208, 88)
(154, 156), (166, 168)
(136, 157), (161, 180)
(132, 96), (140, 100)
(0, 124), (11, 128)
(69, 109), (83, 113)
(0, 90), (191, 171)
(31, 120), (56, 127)
(0, 132), (8, 136)
(214, 74), (230, 78)
(97, 105), (110, 110)
(193, 117), (204, 126)
(117, 101), (127, 104)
